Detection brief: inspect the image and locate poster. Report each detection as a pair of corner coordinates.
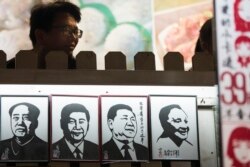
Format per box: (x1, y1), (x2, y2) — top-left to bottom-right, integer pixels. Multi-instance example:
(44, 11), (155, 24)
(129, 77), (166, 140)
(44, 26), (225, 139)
(153, 0), (213, 70)
(0, 0), (214, 70)
(215, 0), (250, 166)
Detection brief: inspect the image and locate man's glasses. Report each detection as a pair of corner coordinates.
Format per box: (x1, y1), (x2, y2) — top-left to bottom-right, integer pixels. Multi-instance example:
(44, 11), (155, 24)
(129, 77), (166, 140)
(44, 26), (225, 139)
(52, 25), (83, 38)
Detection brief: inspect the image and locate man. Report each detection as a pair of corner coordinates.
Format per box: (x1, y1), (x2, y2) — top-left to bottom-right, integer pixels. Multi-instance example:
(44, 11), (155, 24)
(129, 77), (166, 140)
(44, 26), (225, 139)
(0, 102), (48, 160)
(52, 103), (98, 160)
(157, 104), (192, 147)
(7, 1), (82, 69)
(102, 104), (148, 161)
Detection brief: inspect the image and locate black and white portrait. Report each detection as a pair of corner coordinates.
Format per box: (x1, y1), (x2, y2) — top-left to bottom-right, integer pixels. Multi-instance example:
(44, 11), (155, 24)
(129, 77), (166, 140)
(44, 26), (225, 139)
(150, 95), (199, 160)
(0, 96), (48, 162)
(51, 95), (99, 161)
(101, 96), (149, 161)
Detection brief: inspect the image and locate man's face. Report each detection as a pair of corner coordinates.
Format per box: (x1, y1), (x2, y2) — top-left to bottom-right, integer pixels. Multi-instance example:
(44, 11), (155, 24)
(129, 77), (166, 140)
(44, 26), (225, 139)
(167, 108), (189, 140)
(109, 109), (137, 141)
(11, 105), (33, 137)
(43, 12), (79, 55)
(67, 112), (88, 142)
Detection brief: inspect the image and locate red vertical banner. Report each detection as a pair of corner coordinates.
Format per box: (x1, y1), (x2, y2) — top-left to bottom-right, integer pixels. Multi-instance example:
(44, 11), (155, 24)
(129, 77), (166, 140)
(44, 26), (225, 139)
(215, 0), (250, 166)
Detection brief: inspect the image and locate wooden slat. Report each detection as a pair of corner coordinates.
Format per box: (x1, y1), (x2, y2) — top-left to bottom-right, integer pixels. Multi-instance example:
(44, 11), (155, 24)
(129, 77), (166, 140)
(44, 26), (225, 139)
(192, 52), (215, 71)
(76, 51), (97, 69)
(105, 52), (126, 70)
(109, 162), (131, 167)
(15, 50), (38, 69)
(16, 163), (39, 166)
(0, 70), (216, 86)
(50, 162), (70, 167)
(141, 161), (162, 167)
(0, 50), (6, 69)
(80, 162), (100, 167)
(164, 52), (184, 71)
(134, 52), (155, 70)
(170, 161), (191, 167)
(46, 51), (68, 69)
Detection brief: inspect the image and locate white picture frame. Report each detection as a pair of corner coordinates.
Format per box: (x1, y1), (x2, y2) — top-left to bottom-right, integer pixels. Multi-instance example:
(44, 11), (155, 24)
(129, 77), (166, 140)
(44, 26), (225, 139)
(101, 95), (149, 161)
(150, 95), (199, 160)
(0, 95), (49, 162)
(50, 95), (99, 161)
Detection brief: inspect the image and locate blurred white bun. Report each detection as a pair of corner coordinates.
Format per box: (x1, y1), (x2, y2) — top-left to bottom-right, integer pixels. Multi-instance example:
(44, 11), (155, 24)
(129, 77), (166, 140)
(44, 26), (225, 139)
(104, 24), (145, 69)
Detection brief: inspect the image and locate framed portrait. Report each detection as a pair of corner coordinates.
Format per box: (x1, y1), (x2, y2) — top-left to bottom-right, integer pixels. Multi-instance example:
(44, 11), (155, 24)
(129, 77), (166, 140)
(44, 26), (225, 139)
(101, 95), (149, 162)
(0, 95), (49, 162)
(150, 95), (199, 160)
(50, 95), (99, 161)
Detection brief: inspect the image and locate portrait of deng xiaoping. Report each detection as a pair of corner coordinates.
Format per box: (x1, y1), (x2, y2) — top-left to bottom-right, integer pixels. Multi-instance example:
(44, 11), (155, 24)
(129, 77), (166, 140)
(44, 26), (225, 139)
(150, 95), (199, 160)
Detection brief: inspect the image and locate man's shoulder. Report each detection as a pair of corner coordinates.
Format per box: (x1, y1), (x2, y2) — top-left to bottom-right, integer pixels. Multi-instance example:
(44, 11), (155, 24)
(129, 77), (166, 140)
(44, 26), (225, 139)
(84, 140), (98, 149)
(102, 139), (114, 148)
(33, 136), (47, 144)
(52, 138), (65, 148)
(133, 142), (149, 160)
(0, 138), (12, 147)
(133, 142), (148, 152)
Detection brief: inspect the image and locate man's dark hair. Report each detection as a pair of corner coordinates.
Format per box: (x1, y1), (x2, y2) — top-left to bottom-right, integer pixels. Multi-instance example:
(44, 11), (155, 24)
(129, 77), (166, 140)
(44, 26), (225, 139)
(9, 102), (40, 129)
(195, 18), (212, 52)
(29, 1), (81, 46)
(60, 103), (90, 130)
(159, 104), (182, 129)
(107, 104), (134, 121)
(200, 18), (212, 51)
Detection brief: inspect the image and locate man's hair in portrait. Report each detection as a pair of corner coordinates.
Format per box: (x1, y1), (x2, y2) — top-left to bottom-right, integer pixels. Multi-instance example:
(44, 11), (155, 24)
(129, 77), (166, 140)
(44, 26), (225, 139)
(159, 104), (182, 129)
(29, 1), (81, 46)
(60, 103), (90, 130)
(107, 104), (134, 121)
(9, 102), (40, 129)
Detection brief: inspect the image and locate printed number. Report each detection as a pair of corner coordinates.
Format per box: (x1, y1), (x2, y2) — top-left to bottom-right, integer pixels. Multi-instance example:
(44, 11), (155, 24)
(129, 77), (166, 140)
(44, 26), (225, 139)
(220, 72), (247, 105)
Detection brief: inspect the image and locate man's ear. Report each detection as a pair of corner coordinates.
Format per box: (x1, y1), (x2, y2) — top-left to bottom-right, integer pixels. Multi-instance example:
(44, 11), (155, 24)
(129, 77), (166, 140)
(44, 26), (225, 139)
(60, 119), (65, 130)
(107, 119), (114, 130)
(35, 29), (47, 45)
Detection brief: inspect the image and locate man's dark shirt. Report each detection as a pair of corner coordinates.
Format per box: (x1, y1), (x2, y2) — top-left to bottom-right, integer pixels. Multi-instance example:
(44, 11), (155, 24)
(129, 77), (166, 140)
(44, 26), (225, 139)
(52, 137), (99, 160)
(0, 136), (48, 161)
(102, 139), (148, 161)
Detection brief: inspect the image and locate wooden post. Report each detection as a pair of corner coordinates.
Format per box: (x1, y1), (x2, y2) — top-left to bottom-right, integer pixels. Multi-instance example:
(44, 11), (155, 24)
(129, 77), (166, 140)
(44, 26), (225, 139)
(134, 52), (155, 70)
(0, 50), (6, 68)
(15, 50), (38, 69)
(46, 51), (68, 69)
(105, 52), (127, 70)
(192, 52), (215, 71)
(76, 51), (97, 69)
(163, 52), (184, 71)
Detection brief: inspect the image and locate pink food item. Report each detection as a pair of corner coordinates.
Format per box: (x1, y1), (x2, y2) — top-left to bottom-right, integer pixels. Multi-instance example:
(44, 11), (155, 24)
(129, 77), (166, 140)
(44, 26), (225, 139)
(158, 13), (212, 63)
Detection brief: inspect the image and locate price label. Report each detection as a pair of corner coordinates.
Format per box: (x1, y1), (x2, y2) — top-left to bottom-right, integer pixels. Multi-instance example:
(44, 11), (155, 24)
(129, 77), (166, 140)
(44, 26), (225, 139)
(220, 71), (248, 105)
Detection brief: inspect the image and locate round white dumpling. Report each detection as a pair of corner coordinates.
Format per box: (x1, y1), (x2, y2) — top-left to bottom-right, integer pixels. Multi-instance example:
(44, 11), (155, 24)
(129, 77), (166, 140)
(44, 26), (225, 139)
(104, 24), (146, 69)
(79, 7), (108, 48)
